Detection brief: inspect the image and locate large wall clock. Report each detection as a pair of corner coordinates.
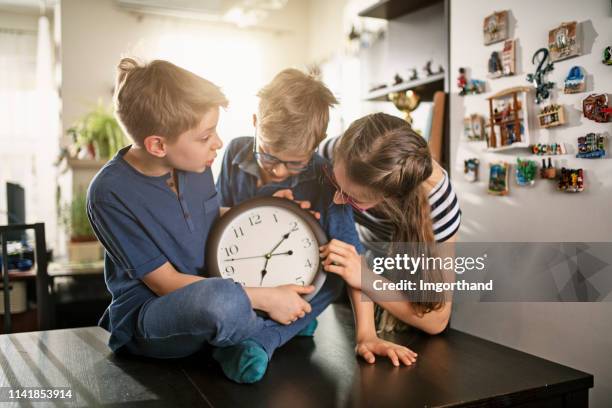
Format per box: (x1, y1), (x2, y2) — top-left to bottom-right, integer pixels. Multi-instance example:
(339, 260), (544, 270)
(206, 196), (328, 301)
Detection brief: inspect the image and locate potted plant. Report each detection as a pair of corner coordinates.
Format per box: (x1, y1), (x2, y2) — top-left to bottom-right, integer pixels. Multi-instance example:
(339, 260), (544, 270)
(61, 191), (102, 263)
(68, 103), (127, 160)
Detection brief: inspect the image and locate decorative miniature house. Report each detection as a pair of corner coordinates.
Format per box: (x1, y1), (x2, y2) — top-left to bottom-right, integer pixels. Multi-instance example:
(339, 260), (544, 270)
(548, 21), (580, 61)
(538, 104), (565, 128)
(486, 86), (531, 150)
(483, 11), (509, 45)
(576, 133), (606, 158)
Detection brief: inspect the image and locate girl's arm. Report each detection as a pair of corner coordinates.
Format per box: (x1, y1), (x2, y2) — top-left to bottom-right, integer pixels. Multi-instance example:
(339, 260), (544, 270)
(348, 287), (417, 366)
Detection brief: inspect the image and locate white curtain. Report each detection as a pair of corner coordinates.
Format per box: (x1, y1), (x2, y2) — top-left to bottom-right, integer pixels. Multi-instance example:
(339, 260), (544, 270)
(0, 14), (59, 247)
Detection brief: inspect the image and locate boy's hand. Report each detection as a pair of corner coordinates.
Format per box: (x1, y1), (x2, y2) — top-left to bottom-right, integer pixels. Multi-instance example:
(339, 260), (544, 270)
(355, 334), (417, 367)
(273, 189), (320, 220)
(258, 284), (315, 325)
(320, 239), (362, 290)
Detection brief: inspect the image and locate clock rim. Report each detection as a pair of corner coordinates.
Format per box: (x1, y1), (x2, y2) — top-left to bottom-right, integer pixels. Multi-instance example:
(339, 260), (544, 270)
(205, 196), (329, 302)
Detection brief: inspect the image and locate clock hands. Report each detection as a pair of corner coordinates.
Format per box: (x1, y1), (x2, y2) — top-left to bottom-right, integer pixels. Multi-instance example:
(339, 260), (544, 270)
(224, 250), (294, 262)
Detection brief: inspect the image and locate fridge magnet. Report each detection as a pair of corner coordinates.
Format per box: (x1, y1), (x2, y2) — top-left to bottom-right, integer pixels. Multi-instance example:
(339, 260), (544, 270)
(458, 68), (486, 95)
(538, 104), (565, 128)
(483, 11), (509, 45)
(486, 86), (531, 149)
(488, 39), (516, 78)
(501, 39), (516, 76)
(526, 48), (555, 104)
(558, 168), (584, 193)
(603, 46), (612, 65)
(563, 66), (585, 94)
(582, 94), (611, 123)
(488, 51), (503, 78)
(464, 114), (486, 141)
(464, 158), (480, 182)
(515, 158), (537, 186)
(540, 157), (557, 180)
(548, 22), (580, 62)
(576, 133), (606, 159)
(488, 162), (510, 195)
(530, 143), (566, 155)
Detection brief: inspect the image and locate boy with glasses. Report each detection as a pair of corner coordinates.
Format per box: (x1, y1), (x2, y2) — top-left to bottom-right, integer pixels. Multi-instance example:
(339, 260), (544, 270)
(215, 68), (364, 380)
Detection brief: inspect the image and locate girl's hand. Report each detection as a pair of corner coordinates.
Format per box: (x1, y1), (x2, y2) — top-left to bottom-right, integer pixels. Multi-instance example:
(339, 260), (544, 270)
(320, 239), (362, 289)
(355, 335), (417, 367)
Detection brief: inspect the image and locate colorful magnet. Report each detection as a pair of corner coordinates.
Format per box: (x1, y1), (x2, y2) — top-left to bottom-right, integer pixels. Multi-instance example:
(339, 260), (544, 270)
(515, 158), (537, 186)
(558, 168), (584, 193)
(464, 158), (480, 182)
(488, 162), (510, 195)
(576, 133), (606, 159)
(564, 66), (585, 94)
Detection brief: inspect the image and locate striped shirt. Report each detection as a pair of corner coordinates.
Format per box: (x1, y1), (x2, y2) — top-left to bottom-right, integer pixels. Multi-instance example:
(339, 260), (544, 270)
(318, 136), (461, 248)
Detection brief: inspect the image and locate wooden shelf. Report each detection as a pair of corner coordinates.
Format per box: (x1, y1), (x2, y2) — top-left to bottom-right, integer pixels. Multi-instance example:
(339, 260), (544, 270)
(358, 0), (442, 20)
(59, 157), (107, 174)
(364, 73), (444, 101)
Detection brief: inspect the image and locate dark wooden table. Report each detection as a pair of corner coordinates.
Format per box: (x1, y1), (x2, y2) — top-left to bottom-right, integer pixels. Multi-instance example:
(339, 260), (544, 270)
(0, 305), (593, 407)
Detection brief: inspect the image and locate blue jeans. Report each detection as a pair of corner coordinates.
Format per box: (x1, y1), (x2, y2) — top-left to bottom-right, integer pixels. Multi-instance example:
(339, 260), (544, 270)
(123, 275), (343, 359)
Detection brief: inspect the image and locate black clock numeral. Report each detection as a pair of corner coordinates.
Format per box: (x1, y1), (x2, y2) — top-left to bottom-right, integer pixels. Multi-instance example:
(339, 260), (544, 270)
(273, 213), (279, 223)
(233, 226), (245, 238)
(224, 265), (235, 276)
(302, 237), (312, 248)
(290, 221), (298, 232)
(249, 214), (262, 226)
(295, 276), (305, 286)
(305, 259), (312, 269)
(223, 245), (239, 257)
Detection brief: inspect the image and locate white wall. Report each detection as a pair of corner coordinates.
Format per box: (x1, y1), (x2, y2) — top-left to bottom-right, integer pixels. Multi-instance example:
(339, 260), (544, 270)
(449, 1), (612, 406)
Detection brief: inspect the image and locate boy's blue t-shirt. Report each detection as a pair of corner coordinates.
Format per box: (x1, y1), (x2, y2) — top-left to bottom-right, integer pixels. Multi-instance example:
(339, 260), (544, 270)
(87, 146), (220, 351)
(216, 136), (364, 254)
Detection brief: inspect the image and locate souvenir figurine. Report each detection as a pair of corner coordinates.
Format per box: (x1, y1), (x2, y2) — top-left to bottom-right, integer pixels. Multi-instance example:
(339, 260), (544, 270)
(515, 158), (537, 186)
(464, 158), (480, 182)
(526, 48), (555, 104)
(538, 104), (565, 128)
(423, 60), (434, 76)
(488, 162), (509, 195)
(548, 22), (580, 62)
(458, 67), (486, 96)
(540, 157), (557, 179)
(483, 11), (509, 45)
(564, 66), (585, 94)
(582, 94), (611, 123)
(558, 168), (584, 193)
(409, 68), (418, 81)
(464, 114), (486, 141)
(393, 74), (403, 85)
(603, 46), (612, 65)
(488, 51), (503, 78)
(576, 133), (606, 159)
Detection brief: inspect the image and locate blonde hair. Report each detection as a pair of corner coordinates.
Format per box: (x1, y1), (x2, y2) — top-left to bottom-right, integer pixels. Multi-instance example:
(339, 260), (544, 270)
(114, 58), (228, 145)
(256, 68), (338, 152)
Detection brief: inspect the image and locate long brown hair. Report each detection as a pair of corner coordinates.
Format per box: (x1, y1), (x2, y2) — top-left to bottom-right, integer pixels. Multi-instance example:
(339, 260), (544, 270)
(336, 113), (445, 316)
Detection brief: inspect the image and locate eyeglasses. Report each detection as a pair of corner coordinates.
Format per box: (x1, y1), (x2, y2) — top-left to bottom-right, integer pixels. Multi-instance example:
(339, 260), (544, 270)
(253, 133), (312, 174)
(322, 165), (368, 212)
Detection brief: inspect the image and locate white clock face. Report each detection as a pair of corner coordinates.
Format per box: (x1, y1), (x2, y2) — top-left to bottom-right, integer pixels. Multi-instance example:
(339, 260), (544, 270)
(216, 205), (320, 288)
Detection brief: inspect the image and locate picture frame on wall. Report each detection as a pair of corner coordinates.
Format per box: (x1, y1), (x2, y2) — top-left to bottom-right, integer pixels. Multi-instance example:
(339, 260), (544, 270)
(548, 21), (580, 61)
(483, 11), (509, 45)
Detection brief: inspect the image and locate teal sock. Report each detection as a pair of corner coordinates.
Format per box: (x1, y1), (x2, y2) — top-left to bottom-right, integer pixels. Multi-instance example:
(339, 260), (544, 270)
(212, 340), (269, 384)
(297, 318), (318, 337)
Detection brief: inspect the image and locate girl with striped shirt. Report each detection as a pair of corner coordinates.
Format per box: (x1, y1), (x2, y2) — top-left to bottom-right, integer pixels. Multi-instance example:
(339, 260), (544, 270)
(317, 113), (461, 363)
